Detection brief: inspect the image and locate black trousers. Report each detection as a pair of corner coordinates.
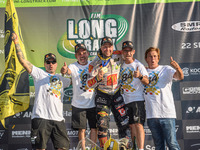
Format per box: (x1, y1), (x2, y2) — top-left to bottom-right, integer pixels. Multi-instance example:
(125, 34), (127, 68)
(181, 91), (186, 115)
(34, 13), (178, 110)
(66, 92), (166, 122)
(95, 90), (129, 139)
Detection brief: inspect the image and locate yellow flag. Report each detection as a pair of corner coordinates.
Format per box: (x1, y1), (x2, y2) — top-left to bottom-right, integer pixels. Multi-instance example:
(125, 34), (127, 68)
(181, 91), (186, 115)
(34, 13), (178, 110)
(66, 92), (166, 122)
(0, 0), (30, 128)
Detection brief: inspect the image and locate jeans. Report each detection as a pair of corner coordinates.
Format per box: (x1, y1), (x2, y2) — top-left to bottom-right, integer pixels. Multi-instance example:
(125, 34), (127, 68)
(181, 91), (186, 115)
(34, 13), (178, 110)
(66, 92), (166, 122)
(147, 118), (180, 150)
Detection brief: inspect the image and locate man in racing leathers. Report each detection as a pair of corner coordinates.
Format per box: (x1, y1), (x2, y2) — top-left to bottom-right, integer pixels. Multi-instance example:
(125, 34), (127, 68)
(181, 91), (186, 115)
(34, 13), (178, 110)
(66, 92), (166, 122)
(86, 37), (129, 149)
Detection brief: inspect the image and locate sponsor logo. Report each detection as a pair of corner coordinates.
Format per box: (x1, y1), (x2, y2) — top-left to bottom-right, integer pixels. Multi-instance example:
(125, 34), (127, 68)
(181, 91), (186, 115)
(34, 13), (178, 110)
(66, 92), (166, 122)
(146, 145), (169, 150)
(63, 86), (73, 104)
(191, 143), (200, 149)
(96, 97), (107, 104)
(186, 106), (200, 114)
(87, 77), (97, 87)
(182, 67), (189, 76)
(12, 130), (31, 138)
(144, 125), (179, 136)
(182, 67), (200, 76)
(172, 21), (200, 32)
(13, 111), (32, 118)
(57, 13), (129, 58)
(108, 128), (118, 136)
(0, 29), (4, 38)
(107, 74), (117, 86)
(67, 130), (79, 137)
(118, 108), (126, 117)
(190, 68), (200, 75)
(0, 50), (4, 54)
(144, 127), (152, 135)
(182, 101), (200, 119)
(180, 82), (200, 100)
(120, 117), (129, 126)
(182, 87), (200, 94)
(88, 65), (93, 73)
(0, 130), (5, 139)
(63, 110), (72, 117)
(186, 126), (200, 133)
(30, 92), (35, 98)
(62, 0), (89, 2)
(64, 87), (73, 97)
(115, 96), (122, 102)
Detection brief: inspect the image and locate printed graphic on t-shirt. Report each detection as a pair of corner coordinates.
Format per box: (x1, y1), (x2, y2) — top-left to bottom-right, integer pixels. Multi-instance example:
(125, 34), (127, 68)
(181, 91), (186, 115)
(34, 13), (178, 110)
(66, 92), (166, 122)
(144, 71), (160, 95)
(47, 75), (62, 99)
(79, 68), (93, 92)
(120, 67), (136, 93)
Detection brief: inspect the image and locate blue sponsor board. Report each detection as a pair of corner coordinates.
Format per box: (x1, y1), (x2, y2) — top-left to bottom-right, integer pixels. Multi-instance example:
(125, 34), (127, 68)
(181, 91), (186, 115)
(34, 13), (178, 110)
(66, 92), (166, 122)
(8, 144), (32, 150)
(176, 120), (183, 140)
(0, 129), (8, 145)
(180, 81), (200, 101)
(0, 144), (8, 150)
(182, 120), (200, 139)
(184, 139), (200, 150)
(9, 106), (33, 124)
(180, 63), (200, 81)
(182, 101), (200, 120)
(172, 82), (181, 101)
(8, 124), (31, 144)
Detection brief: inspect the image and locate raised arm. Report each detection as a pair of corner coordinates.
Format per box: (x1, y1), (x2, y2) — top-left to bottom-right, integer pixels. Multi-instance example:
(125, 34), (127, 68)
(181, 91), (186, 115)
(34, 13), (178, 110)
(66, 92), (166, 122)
(11, 33), (33, 74)
(170, 56), (184, 80)
(86, 61), (104, 89)
(60, 62), (72, 76)
(133, 66), (149, 85)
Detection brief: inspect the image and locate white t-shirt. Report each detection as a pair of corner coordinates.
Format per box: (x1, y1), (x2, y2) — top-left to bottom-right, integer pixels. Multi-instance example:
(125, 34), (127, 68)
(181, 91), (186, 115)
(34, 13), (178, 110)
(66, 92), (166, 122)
(144, 65), (176, 119)
(120, 59), (148, 104)
(31, 66), (70, 121)
(69, 61), (95, 108)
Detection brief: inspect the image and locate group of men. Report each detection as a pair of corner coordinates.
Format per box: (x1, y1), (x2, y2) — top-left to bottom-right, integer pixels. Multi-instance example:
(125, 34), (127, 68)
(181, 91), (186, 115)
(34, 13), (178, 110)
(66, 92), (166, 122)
(12, 32), (184, 150)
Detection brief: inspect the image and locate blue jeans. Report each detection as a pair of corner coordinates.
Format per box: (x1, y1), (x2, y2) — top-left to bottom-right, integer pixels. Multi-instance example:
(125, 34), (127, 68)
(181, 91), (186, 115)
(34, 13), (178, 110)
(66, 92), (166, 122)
(147, 118), (180, 150)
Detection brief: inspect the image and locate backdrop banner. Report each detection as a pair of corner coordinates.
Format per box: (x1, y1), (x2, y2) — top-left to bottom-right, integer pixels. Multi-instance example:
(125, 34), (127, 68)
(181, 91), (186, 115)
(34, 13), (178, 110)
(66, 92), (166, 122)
(0, 0), (200, 149)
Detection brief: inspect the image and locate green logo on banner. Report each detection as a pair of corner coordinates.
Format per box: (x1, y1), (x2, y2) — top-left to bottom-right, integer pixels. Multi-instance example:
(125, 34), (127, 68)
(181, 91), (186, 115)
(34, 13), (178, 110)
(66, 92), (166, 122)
(57, 13), (129, 59)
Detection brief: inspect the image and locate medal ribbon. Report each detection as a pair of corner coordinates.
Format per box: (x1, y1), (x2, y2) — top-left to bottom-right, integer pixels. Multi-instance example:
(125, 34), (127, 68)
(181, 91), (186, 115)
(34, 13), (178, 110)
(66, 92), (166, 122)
(102, 58), (110, 67)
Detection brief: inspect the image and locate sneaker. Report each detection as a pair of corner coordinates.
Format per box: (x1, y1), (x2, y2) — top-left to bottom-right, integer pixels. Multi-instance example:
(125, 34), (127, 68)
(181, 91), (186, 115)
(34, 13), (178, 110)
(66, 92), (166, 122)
(118, 137), (129, 150)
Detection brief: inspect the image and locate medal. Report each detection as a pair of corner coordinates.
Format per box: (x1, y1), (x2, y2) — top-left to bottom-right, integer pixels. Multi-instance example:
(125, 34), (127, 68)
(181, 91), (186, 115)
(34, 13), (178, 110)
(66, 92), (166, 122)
(101, 58), (110, 73)
(101, 67), (108, 73)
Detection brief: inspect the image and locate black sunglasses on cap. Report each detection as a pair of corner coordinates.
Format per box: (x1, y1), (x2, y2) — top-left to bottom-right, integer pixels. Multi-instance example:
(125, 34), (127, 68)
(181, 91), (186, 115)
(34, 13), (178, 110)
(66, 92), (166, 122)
(46, 60), (56, 64)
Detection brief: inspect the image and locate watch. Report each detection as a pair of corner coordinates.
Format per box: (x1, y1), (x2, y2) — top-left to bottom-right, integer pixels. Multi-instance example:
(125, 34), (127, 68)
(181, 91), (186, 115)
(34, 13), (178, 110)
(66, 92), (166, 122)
(139, 75), (143, 80)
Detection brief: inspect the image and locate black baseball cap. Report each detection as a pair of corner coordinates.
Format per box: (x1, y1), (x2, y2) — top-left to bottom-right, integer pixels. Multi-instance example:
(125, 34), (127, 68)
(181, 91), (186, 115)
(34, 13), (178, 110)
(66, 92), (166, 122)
(101, 37), (113, 46)
(75, 43), (87, 53)
(122, 41), (134, 50)
(44, 53), (56, 62)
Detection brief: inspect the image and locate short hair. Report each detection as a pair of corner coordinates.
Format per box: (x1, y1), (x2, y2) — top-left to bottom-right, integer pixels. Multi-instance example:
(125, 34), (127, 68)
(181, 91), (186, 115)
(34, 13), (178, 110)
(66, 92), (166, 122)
(145, 47), (160, 60)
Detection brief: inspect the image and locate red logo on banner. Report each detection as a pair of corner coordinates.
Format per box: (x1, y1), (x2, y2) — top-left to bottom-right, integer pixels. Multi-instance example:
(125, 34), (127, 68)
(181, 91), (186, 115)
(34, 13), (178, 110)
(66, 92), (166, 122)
(107, 74), (117, 86)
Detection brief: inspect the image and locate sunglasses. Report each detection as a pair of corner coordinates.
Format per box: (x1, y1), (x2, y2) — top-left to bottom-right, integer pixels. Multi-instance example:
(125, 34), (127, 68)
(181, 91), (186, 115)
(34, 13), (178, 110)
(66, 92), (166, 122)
(46, 61), (56, 64)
